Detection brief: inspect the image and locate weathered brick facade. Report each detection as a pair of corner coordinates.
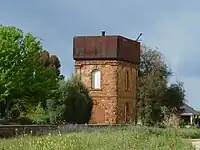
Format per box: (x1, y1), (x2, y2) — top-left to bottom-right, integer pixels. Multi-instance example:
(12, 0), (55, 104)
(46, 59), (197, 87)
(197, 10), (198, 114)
(75, 60), (138, 124)
(116, 61), (138, 124)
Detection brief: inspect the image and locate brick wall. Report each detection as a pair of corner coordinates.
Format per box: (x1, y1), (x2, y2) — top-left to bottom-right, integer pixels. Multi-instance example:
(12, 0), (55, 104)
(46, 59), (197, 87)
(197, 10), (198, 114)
(117, 61), (138, 124)
(75, 60), (118, 124)
(75, 60), (138, 124)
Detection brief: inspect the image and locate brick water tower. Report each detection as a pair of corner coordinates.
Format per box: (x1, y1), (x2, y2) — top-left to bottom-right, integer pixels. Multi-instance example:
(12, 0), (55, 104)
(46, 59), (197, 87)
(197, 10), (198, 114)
(73, 32), (140, 124)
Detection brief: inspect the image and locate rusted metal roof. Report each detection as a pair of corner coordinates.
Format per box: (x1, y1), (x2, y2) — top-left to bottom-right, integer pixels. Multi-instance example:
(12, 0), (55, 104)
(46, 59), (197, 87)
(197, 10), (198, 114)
(73, 35), (140, 64)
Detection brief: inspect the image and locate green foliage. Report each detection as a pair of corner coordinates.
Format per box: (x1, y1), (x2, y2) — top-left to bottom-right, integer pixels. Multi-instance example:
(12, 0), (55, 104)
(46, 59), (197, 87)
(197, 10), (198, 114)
(0, 25), (59, 119)
(25, 102), (49, 124)
(137, 45), (170, 125)
(162, 81), (185, 111)
(63, 75), (93, 124)
(47, 75), (93, 124)
(137, 44), (185, 126)
(0, 24), (91, 124)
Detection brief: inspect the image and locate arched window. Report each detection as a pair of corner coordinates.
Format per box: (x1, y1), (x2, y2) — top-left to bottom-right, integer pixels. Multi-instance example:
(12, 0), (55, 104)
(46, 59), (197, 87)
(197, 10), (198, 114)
(91, 70), (101, 89)
(125, 71), (129, 91)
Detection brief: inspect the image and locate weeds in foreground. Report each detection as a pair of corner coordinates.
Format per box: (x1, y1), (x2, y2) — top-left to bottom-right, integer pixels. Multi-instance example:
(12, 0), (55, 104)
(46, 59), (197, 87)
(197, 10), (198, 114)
(0, 126), (196, 150)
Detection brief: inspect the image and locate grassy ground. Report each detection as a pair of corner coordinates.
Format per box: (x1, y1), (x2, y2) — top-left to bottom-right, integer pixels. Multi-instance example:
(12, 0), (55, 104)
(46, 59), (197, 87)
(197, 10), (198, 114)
(0, 126), (197, 150)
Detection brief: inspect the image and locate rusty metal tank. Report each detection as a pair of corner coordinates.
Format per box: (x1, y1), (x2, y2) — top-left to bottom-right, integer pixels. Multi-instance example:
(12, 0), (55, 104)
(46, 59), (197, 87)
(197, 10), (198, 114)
(73, 33), (140, 64)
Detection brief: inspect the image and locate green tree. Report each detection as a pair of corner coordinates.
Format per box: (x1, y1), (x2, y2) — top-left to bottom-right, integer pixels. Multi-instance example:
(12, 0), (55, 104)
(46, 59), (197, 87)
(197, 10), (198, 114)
(137, 44), (172, 125)
(160, 81), (185, 128)
(47, 75), (93, 124)
(0, 25), (59, 119)
(137, 45), (185, 126)
(162, 81), (185, 112)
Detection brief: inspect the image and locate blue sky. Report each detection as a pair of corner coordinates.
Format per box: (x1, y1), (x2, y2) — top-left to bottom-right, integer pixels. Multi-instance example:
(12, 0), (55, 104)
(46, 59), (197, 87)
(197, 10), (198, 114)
(1, 0), (200, 109)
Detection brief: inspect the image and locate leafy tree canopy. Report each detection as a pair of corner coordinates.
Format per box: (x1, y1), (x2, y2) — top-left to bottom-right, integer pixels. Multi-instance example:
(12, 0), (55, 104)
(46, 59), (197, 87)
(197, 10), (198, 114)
(137, 44), (185, 126)
(0, 25), (59, 119)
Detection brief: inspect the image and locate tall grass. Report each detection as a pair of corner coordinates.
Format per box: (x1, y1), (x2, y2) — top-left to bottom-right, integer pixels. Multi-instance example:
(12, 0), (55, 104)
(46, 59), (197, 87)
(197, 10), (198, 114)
(0, 126), (196, 150)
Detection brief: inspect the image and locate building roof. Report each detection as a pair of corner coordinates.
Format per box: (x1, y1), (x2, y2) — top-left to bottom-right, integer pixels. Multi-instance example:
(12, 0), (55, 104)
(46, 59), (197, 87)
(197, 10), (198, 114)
(180, 103), (200, 116)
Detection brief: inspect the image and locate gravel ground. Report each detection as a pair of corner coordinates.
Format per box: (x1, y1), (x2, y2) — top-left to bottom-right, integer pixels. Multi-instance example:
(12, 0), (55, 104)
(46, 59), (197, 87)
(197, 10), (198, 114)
(189, 139), (200, 150)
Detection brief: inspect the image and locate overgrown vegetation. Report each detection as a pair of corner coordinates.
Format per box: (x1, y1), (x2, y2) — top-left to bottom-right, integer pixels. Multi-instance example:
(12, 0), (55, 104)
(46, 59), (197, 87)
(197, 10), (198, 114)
(137, 45), (185, 126)
(0, 126), (196, 150)
(47, 75), (93, 124)
(0, 25), (92, 124)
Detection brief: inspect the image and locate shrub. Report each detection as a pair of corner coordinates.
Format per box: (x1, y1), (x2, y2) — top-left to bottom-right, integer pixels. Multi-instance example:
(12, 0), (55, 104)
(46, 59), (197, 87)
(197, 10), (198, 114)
(161, 106), (180, 128)
(25, 102), (49, 124)
(47, 75), (93, 124)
